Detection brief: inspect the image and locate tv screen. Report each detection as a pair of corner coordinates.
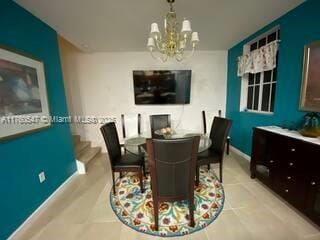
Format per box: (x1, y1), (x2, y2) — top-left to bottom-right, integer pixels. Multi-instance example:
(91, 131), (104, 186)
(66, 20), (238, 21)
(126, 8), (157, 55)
(133, 70), (191, 105)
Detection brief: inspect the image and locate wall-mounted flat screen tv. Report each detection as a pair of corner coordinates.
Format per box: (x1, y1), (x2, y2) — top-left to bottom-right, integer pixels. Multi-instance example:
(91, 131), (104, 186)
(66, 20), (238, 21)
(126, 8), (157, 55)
(133, 70), (191, 105)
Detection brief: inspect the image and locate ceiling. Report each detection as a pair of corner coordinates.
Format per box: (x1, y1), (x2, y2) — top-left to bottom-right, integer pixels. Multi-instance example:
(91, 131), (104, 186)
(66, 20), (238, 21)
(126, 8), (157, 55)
(15, 0), (304, 52)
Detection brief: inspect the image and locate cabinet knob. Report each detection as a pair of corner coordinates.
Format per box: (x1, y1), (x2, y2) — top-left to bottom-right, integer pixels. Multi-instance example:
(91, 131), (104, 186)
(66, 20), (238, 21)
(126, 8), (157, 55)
(291, 148), (296, 152)
(287, 176), (291, 180)
(270, 160), (274, 164)
(289, 162), (294, 166)
(311, 182), (316, 186)
(285, 189), (289, 193)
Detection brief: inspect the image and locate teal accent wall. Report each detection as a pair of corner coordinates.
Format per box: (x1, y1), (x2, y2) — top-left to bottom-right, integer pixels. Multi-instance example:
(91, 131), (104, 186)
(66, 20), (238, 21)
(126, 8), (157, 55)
(0, 1), (76, 239)
(226, 0), (320, 156)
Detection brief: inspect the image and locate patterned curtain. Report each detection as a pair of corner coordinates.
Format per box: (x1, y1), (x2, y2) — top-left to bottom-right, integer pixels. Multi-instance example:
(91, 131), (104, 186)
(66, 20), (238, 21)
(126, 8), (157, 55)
(237, 40), (279, 77)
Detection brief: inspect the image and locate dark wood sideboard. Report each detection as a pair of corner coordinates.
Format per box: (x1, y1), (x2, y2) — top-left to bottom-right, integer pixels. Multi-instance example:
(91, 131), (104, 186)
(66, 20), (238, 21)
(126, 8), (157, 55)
(251, 127), (320, 226)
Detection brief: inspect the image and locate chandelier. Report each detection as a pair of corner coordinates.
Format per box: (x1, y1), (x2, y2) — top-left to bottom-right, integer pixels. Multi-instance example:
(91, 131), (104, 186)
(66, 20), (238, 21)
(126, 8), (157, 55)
(147, 0), (200, 62)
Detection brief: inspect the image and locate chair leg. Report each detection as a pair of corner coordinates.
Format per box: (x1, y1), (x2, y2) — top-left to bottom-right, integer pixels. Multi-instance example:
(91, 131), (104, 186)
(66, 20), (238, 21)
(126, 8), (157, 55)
(119, 171), (123, 178)
(195, 165), (200, 186)
(154, 200), (159, 231)
(112, 171), (116, 195)
(139, 169), (144, 193)
(142, 162), (146, 177)
(226, 138), (230, 155)
(189, 197), (195, 227)
(207, 164), (210, 170)
(219, 160), (223, 183)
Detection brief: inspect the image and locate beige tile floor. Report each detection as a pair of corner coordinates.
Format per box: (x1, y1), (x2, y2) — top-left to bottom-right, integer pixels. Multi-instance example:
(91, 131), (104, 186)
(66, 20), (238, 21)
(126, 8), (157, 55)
(12, 152), (320, 240)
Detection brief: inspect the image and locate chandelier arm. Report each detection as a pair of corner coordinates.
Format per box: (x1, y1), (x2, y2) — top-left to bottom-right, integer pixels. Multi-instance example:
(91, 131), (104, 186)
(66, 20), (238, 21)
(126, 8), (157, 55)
(154, 38), (166, 53)
(183, 47), (195, 60)
(176, 46), (196, 62)
(175, 54), (183, 62)
(150, 50), (162, 61)
(175, 47), (184, 55)
(174, 47), (185, 61)
(161, 54), (169, 62)
(150, 50), (168, 63)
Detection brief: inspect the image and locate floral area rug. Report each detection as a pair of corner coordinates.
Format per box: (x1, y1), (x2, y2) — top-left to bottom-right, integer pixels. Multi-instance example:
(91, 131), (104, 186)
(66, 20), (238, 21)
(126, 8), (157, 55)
(110, 168), (225, 237)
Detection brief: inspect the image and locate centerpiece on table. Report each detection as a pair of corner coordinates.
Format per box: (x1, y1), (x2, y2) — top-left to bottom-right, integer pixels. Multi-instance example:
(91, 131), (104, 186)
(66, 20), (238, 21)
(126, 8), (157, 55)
(155, 127), (175, 139)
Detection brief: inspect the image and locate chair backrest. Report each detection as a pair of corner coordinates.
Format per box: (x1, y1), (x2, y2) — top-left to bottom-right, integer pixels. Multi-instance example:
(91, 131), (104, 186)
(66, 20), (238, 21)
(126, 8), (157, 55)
(121, 113), (142, 139)
(138, 113), (141, 134)
(202, 110), (222, 135)
(100, 122), (121, 167)
(209, 117), (232, 154)
(146, 137), (200, 199)
(202, 110), (207, 134)
(150, 114), (171, 137)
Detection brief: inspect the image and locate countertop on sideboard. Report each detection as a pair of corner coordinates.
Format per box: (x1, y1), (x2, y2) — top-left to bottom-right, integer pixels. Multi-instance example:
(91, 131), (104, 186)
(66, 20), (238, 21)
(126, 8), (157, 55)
(256, 126), (320, 146)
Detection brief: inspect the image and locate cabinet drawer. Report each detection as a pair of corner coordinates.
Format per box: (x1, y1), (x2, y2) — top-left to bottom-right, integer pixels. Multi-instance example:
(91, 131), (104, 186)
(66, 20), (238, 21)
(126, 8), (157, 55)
(305, 177), (320, 224)
(278, 174), (307, 208)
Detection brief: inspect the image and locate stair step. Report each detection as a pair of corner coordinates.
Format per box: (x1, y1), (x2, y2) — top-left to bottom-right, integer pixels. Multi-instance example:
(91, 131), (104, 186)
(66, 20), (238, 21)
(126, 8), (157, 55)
(76, 147), (101, 165)
(72, 135), (81, 145)
(75, 141), (90, 155)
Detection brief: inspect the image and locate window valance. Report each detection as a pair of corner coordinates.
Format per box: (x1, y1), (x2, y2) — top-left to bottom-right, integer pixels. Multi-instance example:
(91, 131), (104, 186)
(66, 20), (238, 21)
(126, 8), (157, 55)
(237, 40), (280, 77)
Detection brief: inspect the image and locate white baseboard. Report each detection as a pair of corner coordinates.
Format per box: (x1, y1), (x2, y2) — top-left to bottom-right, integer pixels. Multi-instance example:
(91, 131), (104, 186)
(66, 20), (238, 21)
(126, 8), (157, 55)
(8, 171), (78, 240)
(76, 159), (86, 174)
(229, 145), (251, 162)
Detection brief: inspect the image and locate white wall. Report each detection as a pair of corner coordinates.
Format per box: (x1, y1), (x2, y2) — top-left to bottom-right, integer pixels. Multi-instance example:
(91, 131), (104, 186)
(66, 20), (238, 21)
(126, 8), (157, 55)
(59, 38), (228, 151)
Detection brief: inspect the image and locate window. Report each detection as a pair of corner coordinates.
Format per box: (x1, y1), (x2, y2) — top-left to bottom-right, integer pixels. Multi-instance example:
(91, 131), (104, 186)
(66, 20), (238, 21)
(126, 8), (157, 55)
(241, 29), (280, 113)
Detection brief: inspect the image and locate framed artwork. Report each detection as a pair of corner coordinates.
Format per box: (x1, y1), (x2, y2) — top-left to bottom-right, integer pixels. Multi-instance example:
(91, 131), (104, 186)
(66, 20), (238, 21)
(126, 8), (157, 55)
(300, 41), (320, 112)
(0, 46), (50, 141)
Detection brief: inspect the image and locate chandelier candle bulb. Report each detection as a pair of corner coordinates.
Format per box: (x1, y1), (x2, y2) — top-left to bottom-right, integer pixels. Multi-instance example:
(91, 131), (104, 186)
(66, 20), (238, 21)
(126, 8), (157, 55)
(151, 23), (160, 36)
(147, 37), (155, 50)
(181, 19), (192, 34)
(191, 32), (200, 43)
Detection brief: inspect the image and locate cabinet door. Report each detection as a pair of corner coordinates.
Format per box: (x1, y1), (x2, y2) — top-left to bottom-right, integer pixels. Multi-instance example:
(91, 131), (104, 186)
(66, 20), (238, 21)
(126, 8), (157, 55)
(304, 143), (320, 224)
(251, 129), (281, 187)
(305, 177), (320, 225)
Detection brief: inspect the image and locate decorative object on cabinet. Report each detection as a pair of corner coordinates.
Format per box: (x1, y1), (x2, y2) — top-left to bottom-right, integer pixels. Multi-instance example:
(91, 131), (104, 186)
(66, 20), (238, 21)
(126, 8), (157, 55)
(251, 127), (320, 226)
(300, 41), (320, 112)
(300, 112), (320, 138)
(0, 45), (50, 141)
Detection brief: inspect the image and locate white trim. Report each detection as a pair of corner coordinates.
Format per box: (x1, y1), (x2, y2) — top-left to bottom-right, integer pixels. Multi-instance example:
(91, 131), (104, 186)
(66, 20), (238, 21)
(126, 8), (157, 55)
(243, 109), (274, 115)
(76, 159), (86, 174)
(240, 75), (249, 111)
(229, 145), (251, 162)
(245, 25), (280, 46)
(240, 27), (279, 114)
(8, 171), (78, 240)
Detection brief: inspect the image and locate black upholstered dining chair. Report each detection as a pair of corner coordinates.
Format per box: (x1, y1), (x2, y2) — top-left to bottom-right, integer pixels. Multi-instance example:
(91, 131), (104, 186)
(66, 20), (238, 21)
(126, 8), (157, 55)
(150, 114), (171, 138)
(100, 122), (145, 194)
(197, 117), (232, 184)
(202, 110), (230, 154)
(146, 136), (200, 231)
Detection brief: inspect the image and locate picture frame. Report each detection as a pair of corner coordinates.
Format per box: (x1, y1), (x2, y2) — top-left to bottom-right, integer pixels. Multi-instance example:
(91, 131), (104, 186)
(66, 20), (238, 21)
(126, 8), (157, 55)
(0, 45), (51, 141)
(300, 41), (320, 112)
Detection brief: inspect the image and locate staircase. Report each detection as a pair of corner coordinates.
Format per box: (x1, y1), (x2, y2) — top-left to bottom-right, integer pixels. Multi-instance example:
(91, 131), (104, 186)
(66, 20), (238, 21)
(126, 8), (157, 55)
(73, 135), (101, 174)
